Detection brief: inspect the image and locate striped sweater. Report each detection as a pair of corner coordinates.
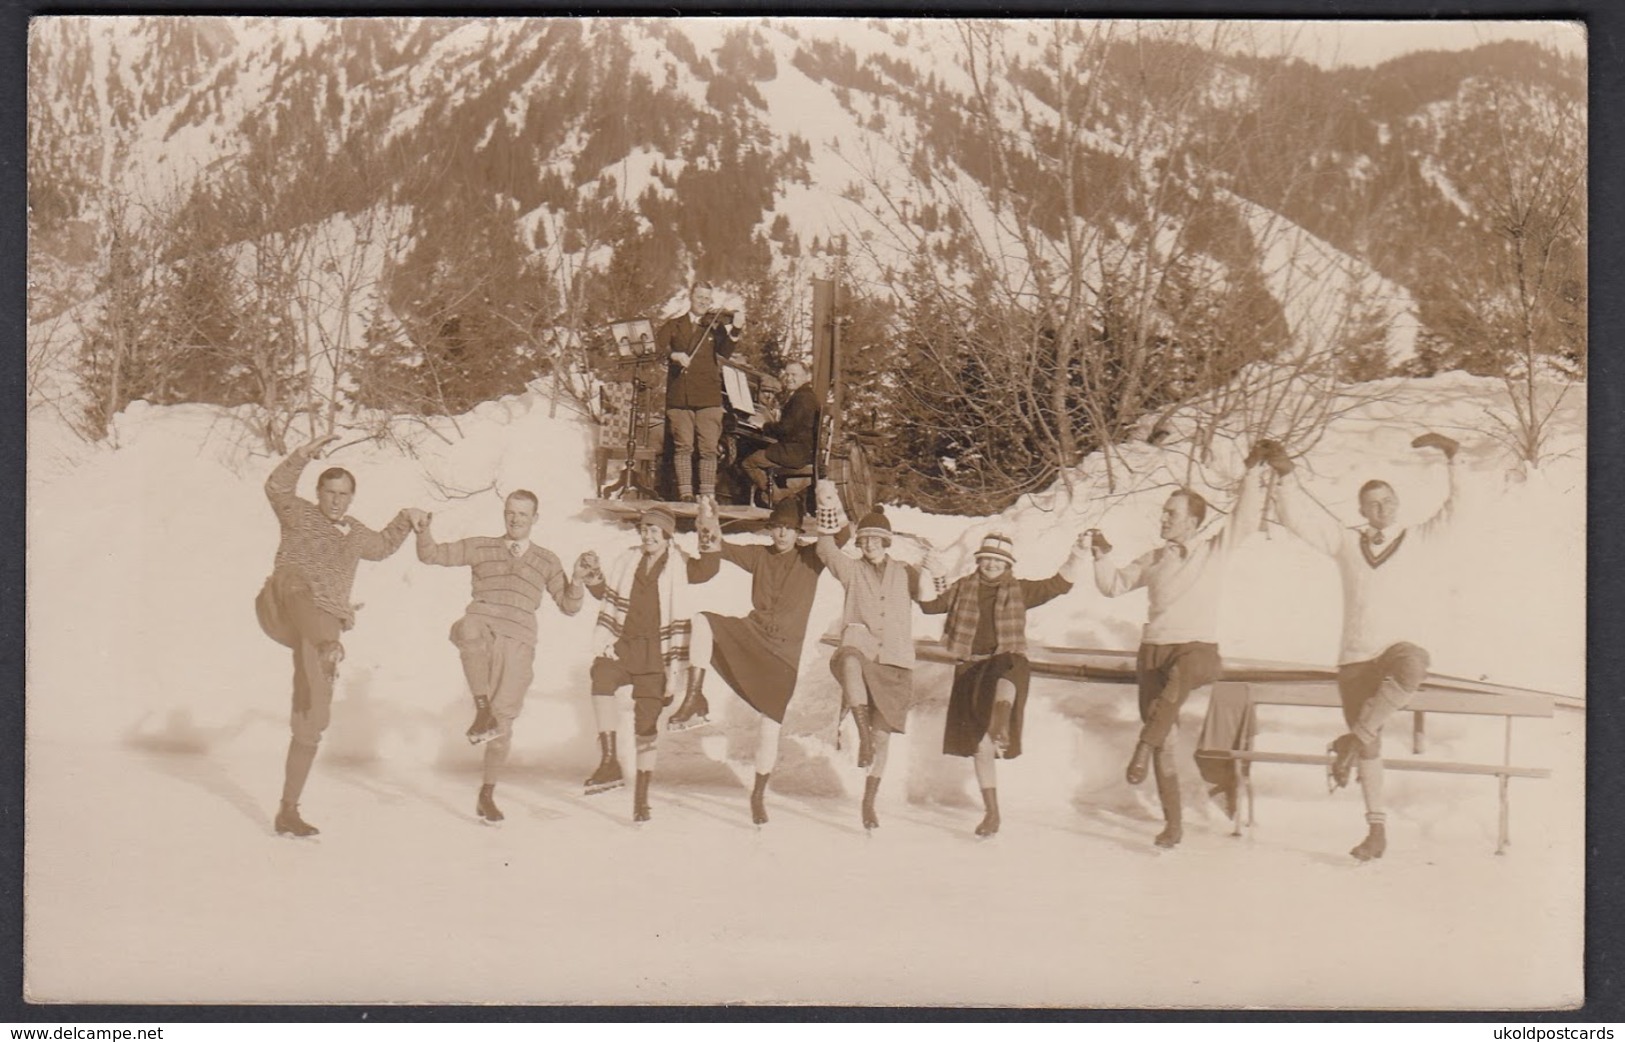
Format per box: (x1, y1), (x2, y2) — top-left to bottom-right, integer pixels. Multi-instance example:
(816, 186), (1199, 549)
(416, 532), (583, 646)
(265, 450), (412, 627)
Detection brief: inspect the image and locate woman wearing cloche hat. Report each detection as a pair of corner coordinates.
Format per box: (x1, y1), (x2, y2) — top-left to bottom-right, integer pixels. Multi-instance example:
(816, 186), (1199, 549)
(814, 481), (945, 831)
(918, 529), (1092, 837)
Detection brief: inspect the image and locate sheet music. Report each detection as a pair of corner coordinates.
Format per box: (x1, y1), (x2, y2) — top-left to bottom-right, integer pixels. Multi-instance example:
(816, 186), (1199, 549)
(722, 365), (755, 414)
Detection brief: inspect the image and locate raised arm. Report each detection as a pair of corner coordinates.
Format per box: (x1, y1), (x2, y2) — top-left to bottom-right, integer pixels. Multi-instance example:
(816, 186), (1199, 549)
(1092, 541), (1150, 599)
(355, 510), (414, 561)
(1218, 464), (1269, 555)
(1019, 532), (1091, 608)
(816, 530), (855, 584)
(265, 434), (339, 513)
(544, 552), (585, 617)
(686, 548), (723, 584)
(1410, 434), (1462, 545)
(721, 541), (765, 574)
(415, 517), (471, 567)
(1272, 472), (1344, 557)
(1249, 440), (1342, 557)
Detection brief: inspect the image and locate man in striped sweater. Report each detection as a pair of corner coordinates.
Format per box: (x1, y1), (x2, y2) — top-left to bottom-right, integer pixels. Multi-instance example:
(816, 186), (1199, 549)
(414, 491), (589, 825)
(256, 433), (418, 838)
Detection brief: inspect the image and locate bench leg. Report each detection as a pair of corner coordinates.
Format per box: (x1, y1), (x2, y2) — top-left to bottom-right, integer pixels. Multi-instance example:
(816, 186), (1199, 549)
(1241, 697), (1257, 834)
(1412, 710), (1425, 755)
(1497, 776), (1510, 855)
(1496, 716), (1513, 855)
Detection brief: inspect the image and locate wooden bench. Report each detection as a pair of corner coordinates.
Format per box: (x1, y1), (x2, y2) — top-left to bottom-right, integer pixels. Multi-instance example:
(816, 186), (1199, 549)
(820, 637), (1562, 854)
(1213, 678), (1556, 855)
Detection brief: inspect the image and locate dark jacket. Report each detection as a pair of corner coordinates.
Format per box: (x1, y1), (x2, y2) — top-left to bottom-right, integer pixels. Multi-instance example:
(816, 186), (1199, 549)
(765, 383), (820, 468)
(659, 312), (738, 409)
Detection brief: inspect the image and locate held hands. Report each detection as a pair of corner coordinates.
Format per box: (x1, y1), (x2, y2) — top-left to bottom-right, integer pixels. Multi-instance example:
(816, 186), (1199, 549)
(299, 433), (341, 459)
(695, 497), (722, 552)
(1247, 439), (1294, 476)
(922, 547), (947, 578)
(1411, 432), (1460, 460)
(403, 508), (432, 533)
(1086, 529), (1113, 559)
(573, 551), (603, 588)
(1072, 530), (1095, 557)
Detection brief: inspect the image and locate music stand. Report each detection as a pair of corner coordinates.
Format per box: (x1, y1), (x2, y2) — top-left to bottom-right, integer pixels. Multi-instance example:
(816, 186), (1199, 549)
(600, 318), (660, 500)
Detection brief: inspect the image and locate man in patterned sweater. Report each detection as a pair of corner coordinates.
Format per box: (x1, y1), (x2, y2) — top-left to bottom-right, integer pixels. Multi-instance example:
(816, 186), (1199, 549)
(1262, 433), (1460, 861)
(414, 491), (590, 825)
(256, 433), (418, 838)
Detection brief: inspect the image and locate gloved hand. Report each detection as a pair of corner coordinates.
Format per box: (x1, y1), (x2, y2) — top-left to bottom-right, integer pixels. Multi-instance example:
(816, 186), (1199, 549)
(1244, 440), (1278, 468)
(1258, 440), (1294, 476)
(1089, 529), (1113, 557)
(1411, 432), (1460, 460)
(574, 551), (603, 588)
(815, 479), (847, 535)
(695, 508), (722, 553)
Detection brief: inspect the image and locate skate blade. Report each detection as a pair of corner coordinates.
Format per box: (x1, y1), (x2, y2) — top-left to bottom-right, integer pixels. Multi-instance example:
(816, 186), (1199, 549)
(478, 817), (503, 828)
(275, 831), (320, 841)
(467, 733), (500, 746)
(584, 780), (625, 796)
(667, 716), (711, 733)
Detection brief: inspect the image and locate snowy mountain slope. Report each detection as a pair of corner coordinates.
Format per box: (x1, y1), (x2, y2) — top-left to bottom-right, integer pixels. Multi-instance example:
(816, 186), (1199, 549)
(30, 17), (1577, 363)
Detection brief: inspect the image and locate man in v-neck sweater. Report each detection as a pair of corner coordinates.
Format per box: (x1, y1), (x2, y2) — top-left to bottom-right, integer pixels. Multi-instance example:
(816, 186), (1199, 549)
(1265, 433), (1461, 861)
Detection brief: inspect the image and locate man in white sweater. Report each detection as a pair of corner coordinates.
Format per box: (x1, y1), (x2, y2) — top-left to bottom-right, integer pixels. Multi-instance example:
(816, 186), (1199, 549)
(1261, 433), (1460, 861)
(1092, 458), (1269, 848)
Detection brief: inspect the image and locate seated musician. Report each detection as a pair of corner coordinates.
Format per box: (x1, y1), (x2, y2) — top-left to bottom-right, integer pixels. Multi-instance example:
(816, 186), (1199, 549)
(741, 360), (817, 508)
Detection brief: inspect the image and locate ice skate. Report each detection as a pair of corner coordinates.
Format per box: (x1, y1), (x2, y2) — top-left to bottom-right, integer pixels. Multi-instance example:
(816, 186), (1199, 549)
(274, 801), (320, 839)
(584, 732), (624, 795)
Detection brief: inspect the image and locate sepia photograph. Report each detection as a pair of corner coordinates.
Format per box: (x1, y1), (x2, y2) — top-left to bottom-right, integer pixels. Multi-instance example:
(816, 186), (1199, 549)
(23, 15), (1586, 1009)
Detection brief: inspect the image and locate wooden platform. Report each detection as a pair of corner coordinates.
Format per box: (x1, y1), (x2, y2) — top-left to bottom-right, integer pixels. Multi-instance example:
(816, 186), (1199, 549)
(583, 497), (773, 529)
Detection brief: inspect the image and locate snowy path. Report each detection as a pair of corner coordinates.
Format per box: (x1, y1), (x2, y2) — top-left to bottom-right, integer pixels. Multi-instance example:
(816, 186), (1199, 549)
(24, 699), (1581, 1007)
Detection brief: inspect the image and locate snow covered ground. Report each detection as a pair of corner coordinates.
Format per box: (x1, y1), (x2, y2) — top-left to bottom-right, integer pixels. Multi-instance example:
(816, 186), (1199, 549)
(24, 372), (1583, 1008)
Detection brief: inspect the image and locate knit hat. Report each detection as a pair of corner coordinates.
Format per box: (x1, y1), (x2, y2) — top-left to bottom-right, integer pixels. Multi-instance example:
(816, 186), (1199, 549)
(639, 505), (677, 537)
(767, 497), (803, 529)
(855, 506), (892, 543)
(974, 532), (1016, 566)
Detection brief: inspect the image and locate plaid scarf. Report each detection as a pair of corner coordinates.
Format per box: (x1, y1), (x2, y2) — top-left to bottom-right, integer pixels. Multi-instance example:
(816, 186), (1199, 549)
(941, 573), (1027, 660)
(592, 547), (694, 667)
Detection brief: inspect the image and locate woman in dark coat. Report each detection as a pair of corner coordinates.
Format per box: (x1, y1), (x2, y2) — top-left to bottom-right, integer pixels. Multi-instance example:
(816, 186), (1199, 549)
(919, 530), (1090, 837)
(669, 497), (844, 825)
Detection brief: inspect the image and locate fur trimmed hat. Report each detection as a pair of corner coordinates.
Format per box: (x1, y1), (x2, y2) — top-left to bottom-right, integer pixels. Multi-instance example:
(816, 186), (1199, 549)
(974, 532), (1017, 566)
(639, 505), (678, 537)
(855, 506), (892, 542)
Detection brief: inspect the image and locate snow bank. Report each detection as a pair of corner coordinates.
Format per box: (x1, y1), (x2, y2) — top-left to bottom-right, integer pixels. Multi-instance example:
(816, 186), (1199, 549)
(23, 369), (1584, 1006)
